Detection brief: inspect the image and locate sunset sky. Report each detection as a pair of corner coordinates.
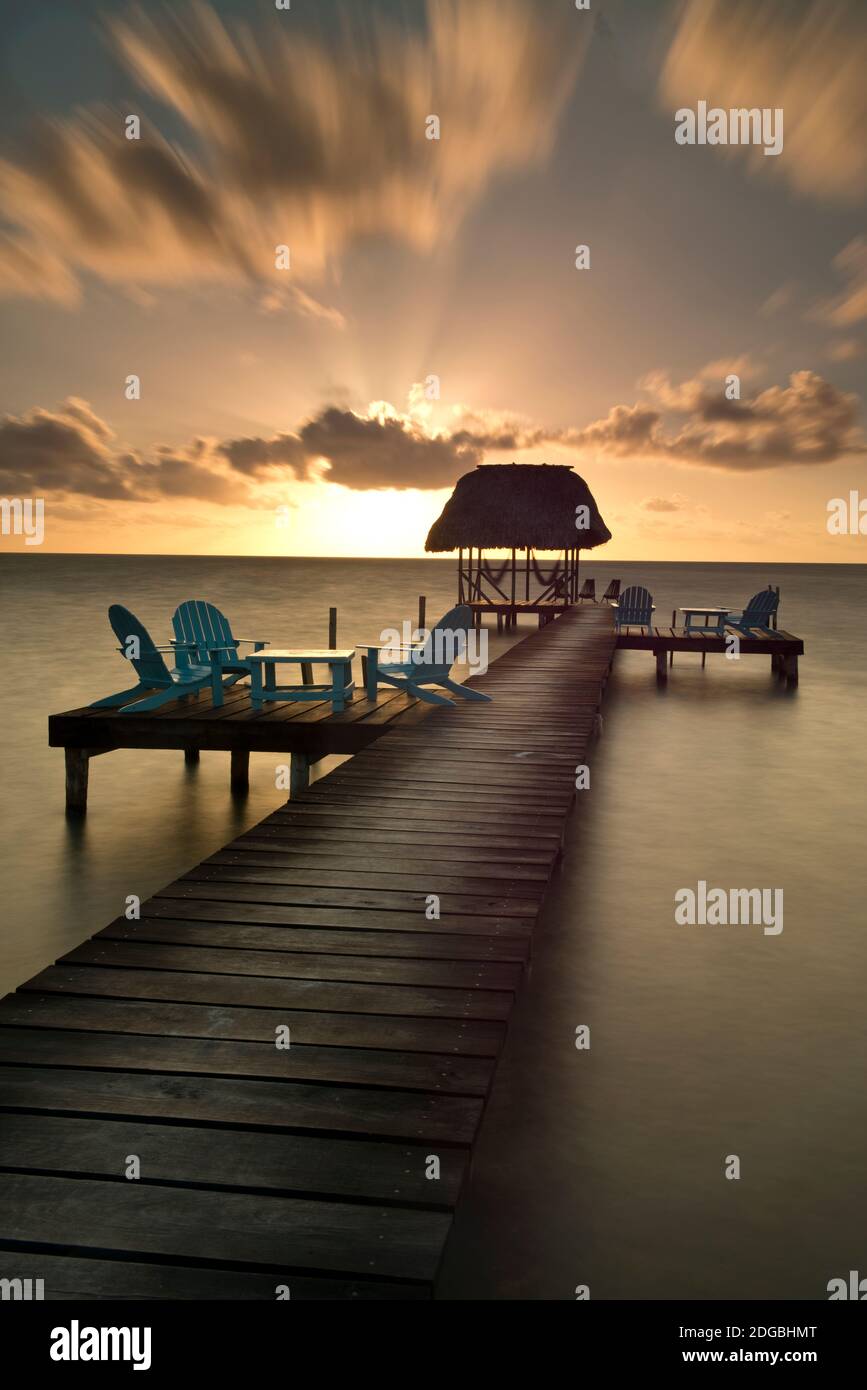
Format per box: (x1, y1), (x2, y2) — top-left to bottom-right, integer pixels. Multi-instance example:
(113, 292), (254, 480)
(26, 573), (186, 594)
(1, 0), (865, 559)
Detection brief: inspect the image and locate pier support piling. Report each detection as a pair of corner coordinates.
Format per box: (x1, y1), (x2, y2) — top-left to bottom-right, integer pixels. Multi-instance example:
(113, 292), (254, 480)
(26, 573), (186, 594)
(64, 749), (89, 814)
(230, 749), (249, 792)
(655, 650), (668, 683)
(184, 748), (200, 765)
(290, 752), (311, 797)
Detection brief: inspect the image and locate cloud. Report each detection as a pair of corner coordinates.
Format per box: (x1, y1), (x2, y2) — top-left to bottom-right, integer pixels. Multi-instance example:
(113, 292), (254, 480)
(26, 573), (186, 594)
(0, 0), (587, 307)
(221, 404), (483, 490)
(5, 367), (862, 507)
(813, 236), (867, 328)
(760, 282), (797, 318)
(660, 0), (867, 201)
(826, 337), (865, 362)
(641, 496), (683, 513)
(566, 368), (865, 471)
(0, 399), (249, 503)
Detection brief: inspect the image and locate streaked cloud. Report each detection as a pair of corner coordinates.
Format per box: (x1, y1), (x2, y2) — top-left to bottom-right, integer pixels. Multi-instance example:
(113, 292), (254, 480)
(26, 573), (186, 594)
(826, 337), (865, 362)
(660, 0), (867, 201)
(813, 236), (867, 328)
(0, 0), (587, 308)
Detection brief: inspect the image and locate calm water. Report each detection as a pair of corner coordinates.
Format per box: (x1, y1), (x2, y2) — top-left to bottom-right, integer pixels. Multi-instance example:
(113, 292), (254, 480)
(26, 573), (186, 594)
(1, 555), (865, 1300)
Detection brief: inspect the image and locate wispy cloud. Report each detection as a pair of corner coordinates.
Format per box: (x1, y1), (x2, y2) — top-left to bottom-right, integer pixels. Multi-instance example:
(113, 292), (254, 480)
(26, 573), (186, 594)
(0, 0), (587, 310)
(660, 0), (867, 200)
(812, 236), (867, 328)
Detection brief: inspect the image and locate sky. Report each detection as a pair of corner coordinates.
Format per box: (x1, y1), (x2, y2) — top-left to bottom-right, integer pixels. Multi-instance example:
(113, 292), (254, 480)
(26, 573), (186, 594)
(0, 0), (865, 560)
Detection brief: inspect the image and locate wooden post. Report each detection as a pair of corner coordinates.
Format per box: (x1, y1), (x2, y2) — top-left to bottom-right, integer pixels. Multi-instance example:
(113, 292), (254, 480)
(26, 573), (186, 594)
(230, 749), (249, 792)
(328, 607), (337, 649)
(656, 649), (668, 683)
(65, 749), (89, 814)
(525, 547), (530, 602)
(670, 609), (676, 666)
(290, 752), (310, 796)
(784, 653), (799, 686)
(184, 748), (200, 765)
(458, 549), (464, 602)
(510, 548), (516, 623)
(418, 595), (426, 636)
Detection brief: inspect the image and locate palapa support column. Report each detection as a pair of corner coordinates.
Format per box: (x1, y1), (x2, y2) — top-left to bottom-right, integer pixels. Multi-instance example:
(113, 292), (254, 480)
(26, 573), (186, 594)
(65, 748), (89, 814)
(290, 752), (311, 797)
(230, 749), (249, 792)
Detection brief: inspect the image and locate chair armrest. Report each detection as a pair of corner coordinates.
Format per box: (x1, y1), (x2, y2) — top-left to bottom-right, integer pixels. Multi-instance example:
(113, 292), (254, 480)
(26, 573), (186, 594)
(233, 638), (269, 648)
(124, 642), (196, 653)
(359, 643), (417, 655)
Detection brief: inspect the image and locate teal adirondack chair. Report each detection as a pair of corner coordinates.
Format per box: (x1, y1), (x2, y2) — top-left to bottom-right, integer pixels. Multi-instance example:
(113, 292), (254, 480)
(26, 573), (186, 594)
(361, 605), (492, 706)
(614, 585), (655, 631)
(726, 587), (779, 634)
(172, 600), (268, 688)
(91, 604), (224, 713)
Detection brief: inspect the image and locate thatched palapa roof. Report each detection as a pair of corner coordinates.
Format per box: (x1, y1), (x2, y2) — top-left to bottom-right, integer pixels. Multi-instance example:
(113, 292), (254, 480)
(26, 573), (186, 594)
(425, 463), (611, 552)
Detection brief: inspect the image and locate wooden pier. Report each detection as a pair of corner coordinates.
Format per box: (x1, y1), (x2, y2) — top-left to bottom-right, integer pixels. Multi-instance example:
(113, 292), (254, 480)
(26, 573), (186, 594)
(50, 679), (438, 813)
(616, 623), (804, 685)
(0, 606), (616, 1299)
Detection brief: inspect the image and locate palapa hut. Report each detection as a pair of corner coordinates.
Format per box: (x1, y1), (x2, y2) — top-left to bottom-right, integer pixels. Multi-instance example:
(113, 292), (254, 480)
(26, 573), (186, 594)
(425, 463), (611, 627)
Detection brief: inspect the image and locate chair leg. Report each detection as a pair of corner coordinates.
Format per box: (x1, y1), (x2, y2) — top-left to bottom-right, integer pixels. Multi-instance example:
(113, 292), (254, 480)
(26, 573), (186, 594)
(384, 675), (454, 705)
(439, 677), (492, 703)
(90, 683), (152, 708)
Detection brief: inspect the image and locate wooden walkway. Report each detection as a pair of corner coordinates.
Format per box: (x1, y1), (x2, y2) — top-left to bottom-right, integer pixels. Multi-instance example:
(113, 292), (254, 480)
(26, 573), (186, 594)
(0, 606), (616, 1299)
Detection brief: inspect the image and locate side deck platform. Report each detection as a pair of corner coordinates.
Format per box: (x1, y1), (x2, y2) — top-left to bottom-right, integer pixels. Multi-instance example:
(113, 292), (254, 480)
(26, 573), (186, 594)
(616, 624), (804, 684)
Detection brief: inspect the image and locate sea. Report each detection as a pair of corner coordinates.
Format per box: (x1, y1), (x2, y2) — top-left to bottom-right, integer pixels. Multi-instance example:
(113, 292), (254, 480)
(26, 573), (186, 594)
(0, 554), (865, 1299)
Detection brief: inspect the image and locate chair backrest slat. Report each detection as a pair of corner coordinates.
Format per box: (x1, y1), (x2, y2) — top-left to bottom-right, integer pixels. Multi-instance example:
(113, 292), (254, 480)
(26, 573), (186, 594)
(173, 600), (239, 665)
(418, 604), (473, 671)
(617, 585), (653, 623)
(109, 605), (171, 685)
(743, 588), (778, 619)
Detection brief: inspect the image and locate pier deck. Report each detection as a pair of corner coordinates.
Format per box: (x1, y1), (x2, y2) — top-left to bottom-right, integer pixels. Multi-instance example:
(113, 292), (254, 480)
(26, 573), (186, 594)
(616, 624), (804, 684)
(0, 606), (616, 1299)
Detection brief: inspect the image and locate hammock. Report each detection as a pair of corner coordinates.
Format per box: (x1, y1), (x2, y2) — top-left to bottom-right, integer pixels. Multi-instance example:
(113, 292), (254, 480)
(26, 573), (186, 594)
(531, 553), (563, 589)
(480, 557), (511, 586)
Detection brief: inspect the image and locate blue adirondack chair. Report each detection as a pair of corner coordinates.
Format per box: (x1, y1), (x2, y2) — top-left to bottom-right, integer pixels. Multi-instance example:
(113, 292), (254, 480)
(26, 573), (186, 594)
(614, 585), (655, 631)
(726, 587), (779, 634)
(172, 600), (268, 688)
(361, 605), (492, 706)
(91, 605), (224, 713)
